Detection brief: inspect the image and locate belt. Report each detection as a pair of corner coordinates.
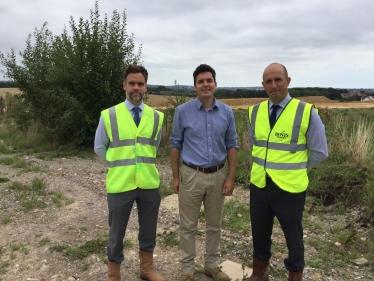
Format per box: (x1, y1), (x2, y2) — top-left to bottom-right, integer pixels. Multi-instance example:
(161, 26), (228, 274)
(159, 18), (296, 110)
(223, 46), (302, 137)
(183, 161), (225, 174)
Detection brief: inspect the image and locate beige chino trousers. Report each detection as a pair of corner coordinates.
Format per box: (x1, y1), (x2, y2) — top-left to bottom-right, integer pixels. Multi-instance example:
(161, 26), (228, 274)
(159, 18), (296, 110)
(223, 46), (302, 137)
(179, 164), (227, 274)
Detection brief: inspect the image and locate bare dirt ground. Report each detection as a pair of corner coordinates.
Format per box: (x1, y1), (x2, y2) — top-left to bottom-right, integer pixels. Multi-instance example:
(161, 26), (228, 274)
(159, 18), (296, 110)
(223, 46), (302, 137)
(0, 155), (251, 281)
(0, 154), (373, 281)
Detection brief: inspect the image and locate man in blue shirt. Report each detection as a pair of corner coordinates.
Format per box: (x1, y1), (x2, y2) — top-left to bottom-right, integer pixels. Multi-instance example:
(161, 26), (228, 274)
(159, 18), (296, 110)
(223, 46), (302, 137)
(170, 64), (239, 281)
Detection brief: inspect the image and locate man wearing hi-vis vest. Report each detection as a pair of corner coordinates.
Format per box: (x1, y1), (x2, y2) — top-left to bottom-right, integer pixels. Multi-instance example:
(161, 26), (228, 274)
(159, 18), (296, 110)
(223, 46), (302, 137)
(94, 65), (165, 281)
(245, 63), (328, 281)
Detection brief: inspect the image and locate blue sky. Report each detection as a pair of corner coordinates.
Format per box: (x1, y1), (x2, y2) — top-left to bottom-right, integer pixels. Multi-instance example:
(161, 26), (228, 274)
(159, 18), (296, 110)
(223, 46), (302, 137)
(1, 0), (373, 88)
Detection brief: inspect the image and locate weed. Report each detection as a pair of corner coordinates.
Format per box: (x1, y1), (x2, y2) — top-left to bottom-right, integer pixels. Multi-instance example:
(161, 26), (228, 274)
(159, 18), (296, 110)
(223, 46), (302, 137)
(159, 182), (173, 199)
(0, 260), (10, 275)
(123, 238), (133, 249)
(222, 200), (250, 235)
(82, 262), (90, 271)
(51, 237), (108, 259)
(0, 177), (9, 183)
(39, 238), (50, 246)
(10, 243), (20, 251)
(1, 217), (11, 224)
(21, 248), (29, 255)
(159, 231), (179, 248)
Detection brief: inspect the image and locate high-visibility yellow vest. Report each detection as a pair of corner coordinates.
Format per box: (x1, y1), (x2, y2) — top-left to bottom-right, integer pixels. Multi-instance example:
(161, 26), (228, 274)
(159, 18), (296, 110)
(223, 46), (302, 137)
(248, 99), (313, 193)
(101, 102), (164, 193)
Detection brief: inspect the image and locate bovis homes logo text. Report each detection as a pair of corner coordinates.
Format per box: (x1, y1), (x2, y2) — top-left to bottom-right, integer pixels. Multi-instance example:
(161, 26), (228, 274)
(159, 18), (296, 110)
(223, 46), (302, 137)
(274, 131), (289, 140)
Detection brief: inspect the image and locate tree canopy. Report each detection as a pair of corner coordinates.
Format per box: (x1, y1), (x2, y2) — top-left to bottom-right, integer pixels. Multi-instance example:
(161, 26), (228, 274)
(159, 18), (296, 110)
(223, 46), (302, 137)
(0, 2), (142, 145)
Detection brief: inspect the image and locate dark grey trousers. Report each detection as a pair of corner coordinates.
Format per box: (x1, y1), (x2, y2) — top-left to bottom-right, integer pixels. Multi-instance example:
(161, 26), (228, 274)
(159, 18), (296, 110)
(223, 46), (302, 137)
(250, 176), (306, 272)
(106, 188), (161, 263)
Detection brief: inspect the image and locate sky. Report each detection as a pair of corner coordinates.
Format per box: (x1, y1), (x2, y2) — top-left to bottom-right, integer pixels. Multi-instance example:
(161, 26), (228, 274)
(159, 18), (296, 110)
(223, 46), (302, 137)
(0, 0), (373, 88)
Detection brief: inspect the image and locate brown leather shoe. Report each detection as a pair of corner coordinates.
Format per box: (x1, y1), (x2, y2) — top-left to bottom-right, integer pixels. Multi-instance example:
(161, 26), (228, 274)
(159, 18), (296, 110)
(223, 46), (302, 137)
(288, 269), (303, 281)
(104, 258), (121, 281)
(204, 266), (231, 281)
(243, 257), (269, 281)
(139, 250), (166, 281)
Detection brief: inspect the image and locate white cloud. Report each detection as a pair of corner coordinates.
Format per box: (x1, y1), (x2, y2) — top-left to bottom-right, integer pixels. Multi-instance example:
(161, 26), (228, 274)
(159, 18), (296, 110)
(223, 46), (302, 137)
(1, 0), (373, 87)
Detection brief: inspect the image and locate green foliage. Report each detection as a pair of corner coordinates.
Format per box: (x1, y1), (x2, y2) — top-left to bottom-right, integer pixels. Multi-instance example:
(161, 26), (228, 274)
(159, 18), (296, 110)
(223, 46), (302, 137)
(222, 200), (251, 235)
(235, 150), (252, 185)
(7, 178), (47, 211)
(308, 108), (374, 212)
(159, 231), (179, 248)
(0, 2), (142, 145)
(39, 238), (50, 246)
(1, 217), (11, 224)
(0, 178), (9, 183)
(308, 163), (367, 205)
(159, 182), (173, 199)
(51, 236), (108, 259)
(158, 80), (190, 144)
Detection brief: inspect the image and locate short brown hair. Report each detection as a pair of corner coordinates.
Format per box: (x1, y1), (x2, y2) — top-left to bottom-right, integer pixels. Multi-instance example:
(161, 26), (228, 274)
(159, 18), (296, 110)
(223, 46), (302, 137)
(193, 64), (216, 85)
(123, 65), (148, 83)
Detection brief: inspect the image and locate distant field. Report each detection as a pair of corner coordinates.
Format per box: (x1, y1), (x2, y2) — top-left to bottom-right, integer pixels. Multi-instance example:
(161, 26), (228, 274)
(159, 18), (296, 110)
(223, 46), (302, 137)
(0, 88), (21, 98)
(147, 94), (374, 109)
(1, 89), (373, 109)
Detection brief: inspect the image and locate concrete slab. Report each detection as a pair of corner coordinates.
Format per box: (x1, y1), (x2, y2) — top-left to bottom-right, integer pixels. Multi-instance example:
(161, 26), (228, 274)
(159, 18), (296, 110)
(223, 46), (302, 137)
(220, 260), (252, 281)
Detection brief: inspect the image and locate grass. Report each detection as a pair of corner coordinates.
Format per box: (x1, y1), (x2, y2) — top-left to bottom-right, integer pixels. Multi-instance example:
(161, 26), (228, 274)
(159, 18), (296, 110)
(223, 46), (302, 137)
(3, 178), (74, 212)
(222, 200), (251, 235)
(0, 155), (41, 173)
(159, 231), (179, 248)
(159, 182), (173, 199)
(1, 216), (11, 224)
(0, 177), (9, 183)
(49, 236), (135, 263)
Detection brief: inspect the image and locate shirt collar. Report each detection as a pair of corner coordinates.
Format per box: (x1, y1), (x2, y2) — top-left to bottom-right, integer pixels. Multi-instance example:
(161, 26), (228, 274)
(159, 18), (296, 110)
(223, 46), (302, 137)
(269, 94), (291, 109)
(194, 97), (219, 110)
(125, 99), (144, 111)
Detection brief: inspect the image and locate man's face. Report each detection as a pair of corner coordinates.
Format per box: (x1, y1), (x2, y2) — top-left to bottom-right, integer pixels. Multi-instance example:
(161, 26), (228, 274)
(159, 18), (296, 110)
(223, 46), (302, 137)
(123, 73), (147, 106)
(194, 71), (217, 101)
(262, 64), (291, 104)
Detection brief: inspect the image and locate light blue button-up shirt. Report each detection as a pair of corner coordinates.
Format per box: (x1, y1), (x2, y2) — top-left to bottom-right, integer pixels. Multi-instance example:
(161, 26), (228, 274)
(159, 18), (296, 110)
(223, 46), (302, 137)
(170, 98), (239, 168)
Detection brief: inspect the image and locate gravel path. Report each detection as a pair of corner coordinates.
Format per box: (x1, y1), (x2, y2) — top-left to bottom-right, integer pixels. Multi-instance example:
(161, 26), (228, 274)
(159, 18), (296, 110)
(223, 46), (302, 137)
(0, 155), (373, 281)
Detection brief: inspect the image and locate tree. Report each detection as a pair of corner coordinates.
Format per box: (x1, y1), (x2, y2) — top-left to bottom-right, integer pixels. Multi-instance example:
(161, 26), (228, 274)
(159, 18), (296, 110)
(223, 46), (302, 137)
(0, 2), (142, 145)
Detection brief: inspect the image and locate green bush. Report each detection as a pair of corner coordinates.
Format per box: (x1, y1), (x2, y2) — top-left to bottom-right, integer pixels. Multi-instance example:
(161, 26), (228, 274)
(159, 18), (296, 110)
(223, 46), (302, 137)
(0, 2), (141, 145)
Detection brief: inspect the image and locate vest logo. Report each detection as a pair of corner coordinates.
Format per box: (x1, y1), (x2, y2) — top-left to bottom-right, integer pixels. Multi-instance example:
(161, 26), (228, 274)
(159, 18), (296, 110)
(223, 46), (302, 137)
(275, 131), (289, 140)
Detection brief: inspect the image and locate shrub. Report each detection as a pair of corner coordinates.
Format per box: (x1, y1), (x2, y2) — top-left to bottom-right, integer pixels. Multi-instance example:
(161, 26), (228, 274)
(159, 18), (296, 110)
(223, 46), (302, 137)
(0, 2), (141, 145)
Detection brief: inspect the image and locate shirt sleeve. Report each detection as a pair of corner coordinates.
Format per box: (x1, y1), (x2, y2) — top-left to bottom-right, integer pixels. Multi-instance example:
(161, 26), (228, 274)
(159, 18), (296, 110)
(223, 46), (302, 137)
(306, 108), (328, 172)
(170, 107), (184, 149)
(94, 117), (109, 161)
(225, 108), (239, 149)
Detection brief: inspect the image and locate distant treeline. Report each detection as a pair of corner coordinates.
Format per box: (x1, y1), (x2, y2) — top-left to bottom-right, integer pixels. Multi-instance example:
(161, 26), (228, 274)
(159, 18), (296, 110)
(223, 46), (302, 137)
(0, 81), (17, 88)
(215, 87), (348, 100)
(2, 81), (355, 100)
(148, 85), (349, 100)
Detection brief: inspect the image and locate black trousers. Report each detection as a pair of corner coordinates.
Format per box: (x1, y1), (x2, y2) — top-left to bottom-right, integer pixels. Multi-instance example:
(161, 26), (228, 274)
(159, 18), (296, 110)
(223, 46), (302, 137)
(106, 188), (161, 263)
(250, 176), (306, 272)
